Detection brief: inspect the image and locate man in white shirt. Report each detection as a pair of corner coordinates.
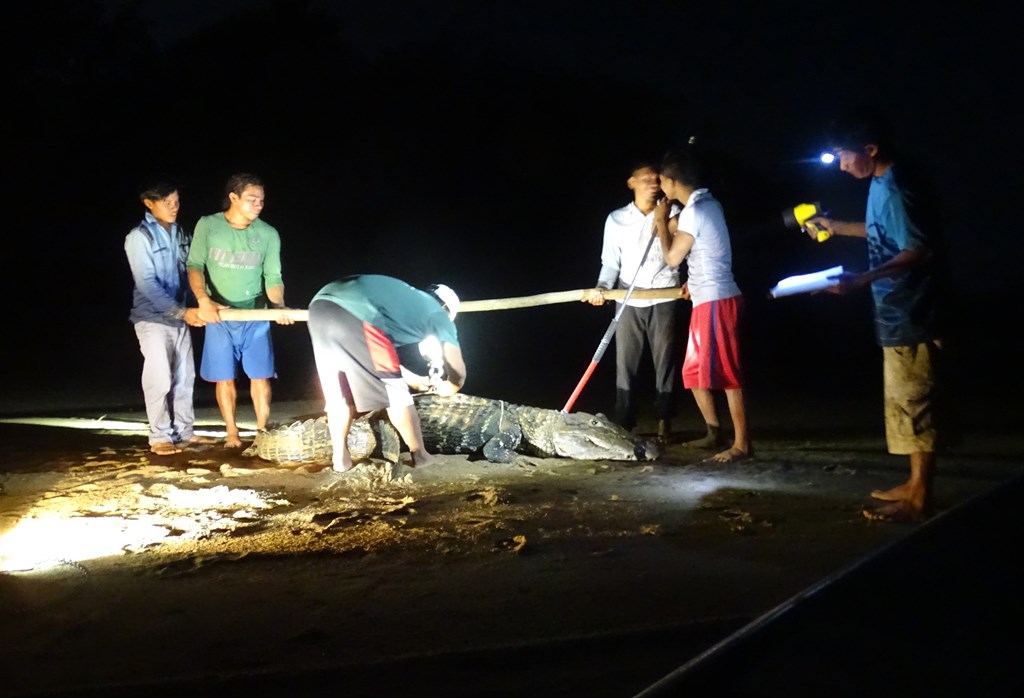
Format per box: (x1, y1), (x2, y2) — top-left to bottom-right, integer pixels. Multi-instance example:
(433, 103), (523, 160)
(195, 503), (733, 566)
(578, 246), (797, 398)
(584, 160), (682, 440)
(654, 148), (752, 463)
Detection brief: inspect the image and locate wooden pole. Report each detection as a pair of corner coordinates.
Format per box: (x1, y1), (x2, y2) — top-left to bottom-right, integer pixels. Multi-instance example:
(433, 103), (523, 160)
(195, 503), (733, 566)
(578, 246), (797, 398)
(218, 308), (311, 322)
(217, 287), (684, 322)
(462, 287), (682, 312)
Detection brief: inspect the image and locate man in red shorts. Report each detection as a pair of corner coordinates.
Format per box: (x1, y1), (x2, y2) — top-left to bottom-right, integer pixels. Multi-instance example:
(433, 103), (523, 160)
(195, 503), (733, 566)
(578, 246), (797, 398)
(654, 147), (751, 463)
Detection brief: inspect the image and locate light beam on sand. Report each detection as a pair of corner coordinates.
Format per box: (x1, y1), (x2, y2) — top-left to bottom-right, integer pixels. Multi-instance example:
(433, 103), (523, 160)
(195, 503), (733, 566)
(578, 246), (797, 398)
(0, 416), (270, 572)
(0, 515), (169, 573)
(0, 416), (248, 439)
(0, 486), (278, 573)
(672, 472), (800, 499)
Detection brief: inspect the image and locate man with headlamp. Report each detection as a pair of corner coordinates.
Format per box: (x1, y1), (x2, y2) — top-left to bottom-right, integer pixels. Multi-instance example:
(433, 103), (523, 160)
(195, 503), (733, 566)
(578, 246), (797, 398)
(306, 275), (467, 473)
(804, 110), (946, 522)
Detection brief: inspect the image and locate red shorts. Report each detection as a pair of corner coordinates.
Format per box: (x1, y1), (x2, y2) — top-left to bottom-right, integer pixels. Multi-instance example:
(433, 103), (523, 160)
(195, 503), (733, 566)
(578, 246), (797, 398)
(681, 296), (744, 390)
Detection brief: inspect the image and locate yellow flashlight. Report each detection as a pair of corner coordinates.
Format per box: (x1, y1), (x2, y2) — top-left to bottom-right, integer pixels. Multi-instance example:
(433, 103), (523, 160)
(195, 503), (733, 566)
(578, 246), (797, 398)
(782, 202), (831, 242)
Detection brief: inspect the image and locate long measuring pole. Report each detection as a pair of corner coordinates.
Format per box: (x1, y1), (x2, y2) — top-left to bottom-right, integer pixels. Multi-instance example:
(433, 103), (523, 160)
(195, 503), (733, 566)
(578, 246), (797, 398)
(561, 231), (660, 414)
(216, 288), (681, 322)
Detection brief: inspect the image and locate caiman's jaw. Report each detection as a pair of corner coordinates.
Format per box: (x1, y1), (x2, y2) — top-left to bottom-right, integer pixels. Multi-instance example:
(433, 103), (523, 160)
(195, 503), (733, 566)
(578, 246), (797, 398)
(551, 415), (661, 461)
(552, 433), (660, 461)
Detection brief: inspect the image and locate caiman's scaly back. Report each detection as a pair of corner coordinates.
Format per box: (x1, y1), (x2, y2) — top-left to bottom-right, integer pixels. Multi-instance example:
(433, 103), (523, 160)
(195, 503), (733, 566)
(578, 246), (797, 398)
(255, 393), (660, 465)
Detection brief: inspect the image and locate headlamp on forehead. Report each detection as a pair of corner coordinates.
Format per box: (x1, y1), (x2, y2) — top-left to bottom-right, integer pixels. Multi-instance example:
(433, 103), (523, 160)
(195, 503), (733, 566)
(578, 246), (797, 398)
(819, 151), (836, 165)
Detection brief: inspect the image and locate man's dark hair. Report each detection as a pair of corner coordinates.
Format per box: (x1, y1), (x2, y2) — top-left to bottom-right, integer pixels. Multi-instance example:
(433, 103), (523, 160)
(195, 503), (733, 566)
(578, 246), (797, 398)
(627, 158), (659, 177)
(139, 180), (178, 203)
(223, 173), (264, 207)
(659, 147), (704, 188)
(825, 107), (894, 161)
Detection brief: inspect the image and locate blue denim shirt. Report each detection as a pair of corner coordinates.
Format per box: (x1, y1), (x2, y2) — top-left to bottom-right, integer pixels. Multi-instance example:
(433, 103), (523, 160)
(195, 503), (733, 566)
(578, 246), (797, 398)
(125, 212), (192, 325)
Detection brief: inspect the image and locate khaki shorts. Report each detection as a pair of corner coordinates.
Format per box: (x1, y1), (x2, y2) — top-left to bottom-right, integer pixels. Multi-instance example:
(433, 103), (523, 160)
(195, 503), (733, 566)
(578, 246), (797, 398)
(882, 342), (938, 455)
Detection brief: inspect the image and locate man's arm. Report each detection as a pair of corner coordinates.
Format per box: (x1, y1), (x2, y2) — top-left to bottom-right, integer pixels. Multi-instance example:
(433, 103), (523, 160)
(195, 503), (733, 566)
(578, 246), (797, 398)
(440, 342), (467, 392)
(583, 216), (622, 306)
(188, 268), (223, 323)
(261, 227), (293, 324)
(829, 247), (930, 295)
(185, 218), (223, 323)
(265, 284), (294, 325)
(654, 200), (694, 269)
(125, 228), (186, 321)
(425, 343), (466, 397)
(662, 226), (695, 270)
(401, 342), (466, 396)
(807, 217), (867, 239)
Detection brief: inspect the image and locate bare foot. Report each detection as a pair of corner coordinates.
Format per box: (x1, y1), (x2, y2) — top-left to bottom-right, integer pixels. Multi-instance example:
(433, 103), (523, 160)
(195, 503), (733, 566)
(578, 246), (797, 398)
(409, 451), (439, 468)
(187, 435), (219, 445)
(150, 442), (183, 456)
(863, 499), (926, 523)
(871, 483), (911, 501)
(224, 435), (243, 449)
(704, 446), (751, 464)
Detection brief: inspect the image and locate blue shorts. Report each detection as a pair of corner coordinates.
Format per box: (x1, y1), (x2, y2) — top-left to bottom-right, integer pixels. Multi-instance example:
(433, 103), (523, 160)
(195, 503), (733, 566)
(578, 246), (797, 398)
(200, 320), (276, 382)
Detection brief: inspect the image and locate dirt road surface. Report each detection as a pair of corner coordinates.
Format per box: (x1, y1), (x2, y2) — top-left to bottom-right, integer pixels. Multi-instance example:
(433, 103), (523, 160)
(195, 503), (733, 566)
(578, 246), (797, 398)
(1, 396), (1019, 697)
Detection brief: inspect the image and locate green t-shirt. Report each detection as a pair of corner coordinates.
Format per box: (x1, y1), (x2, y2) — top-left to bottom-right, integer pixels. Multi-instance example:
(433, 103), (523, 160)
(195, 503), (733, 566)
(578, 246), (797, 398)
(312, 275), (459, 348)
(186, 214), (284, 309)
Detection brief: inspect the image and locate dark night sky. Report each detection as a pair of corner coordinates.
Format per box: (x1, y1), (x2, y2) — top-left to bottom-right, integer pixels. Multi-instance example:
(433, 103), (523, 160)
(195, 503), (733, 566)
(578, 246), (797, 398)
(5, 1), (1019, 413)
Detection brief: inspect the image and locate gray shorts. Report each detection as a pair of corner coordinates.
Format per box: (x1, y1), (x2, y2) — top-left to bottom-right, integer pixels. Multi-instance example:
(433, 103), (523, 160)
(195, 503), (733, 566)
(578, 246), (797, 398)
(307, 300), (411, 413)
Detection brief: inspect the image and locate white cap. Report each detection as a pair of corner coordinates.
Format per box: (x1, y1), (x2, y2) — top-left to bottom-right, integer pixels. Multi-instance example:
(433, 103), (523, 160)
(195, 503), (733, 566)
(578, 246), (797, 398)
(428, 283), (460, 320)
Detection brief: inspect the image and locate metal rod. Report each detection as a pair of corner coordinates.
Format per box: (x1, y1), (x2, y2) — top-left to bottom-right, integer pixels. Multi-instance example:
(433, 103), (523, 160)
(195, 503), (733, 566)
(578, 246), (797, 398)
(561, 231), (661, 413)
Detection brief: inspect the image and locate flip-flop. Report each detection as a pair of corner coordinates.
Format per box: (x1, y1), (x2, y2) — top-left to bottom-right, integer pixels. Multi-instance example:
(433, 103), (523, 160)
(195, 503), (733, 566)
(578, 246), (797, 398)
(150, 442), (183, 456)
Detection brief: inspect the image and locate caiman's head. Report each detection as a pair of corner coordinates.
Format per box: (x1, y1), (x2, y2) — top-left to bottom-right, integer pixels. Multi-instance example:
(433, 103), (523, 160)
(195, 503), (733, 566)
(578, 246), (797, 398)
(540, 411), (661, 461)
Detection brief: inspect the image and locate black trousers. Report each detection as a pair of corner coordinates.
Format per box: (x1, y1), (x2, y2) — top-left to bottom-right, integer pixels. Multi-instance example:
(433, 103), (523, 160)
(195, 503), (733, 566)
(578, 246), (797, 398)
(613, 301), (680, 429)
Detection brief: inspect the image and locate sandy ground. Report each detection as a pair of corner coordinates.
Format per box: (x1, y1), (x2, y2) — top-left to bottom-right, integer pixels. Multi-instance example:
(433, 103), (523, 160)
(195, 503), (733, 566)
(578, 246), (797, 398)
(1, 395), (1021, 697)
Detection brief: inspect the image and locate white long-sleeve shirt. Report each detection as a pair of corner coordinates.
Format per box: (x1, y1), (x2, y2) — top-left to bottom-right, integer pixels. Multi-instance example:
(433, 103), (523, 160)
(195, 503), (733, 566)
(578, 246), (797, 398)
(596, 202), (680, 307)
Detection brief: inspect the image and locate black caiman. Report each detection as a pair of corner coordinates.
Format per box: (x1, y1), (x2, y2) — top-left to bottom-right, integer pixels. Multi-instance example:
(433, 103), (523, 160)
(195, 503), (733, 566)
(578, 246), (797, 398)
(253, 393), (660, 465)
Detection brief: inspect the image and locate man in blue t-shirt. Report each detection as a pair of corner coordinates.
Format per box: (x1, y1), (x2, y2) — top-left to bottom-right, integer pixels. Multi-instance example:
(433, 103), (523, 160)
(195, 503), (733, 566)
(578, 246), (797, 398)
(807, 111), (945, 522)
(307, 275), (468, 473)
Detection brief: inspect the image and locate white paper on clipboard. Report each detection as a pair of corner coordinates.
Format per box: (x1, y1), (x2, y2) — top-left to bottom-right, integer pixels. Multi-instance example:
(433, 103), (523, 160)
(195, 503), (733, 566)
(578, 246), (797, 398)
(769, 265), (844, 299)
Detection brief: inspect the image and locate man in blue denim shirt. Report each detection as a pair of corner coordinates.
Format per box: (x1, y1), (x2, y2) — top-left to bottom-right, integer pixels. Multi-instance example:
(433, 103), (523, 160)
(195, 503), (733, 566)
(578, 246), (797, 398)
(125, 181), (214, 455)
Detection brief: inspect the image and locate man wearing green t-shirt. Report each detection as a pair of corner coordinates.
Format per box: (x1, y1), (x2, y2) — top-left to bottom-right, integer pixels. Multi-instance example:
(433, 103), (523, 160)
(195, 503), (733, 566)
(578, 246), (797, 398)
(187, 173), (294, 448)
